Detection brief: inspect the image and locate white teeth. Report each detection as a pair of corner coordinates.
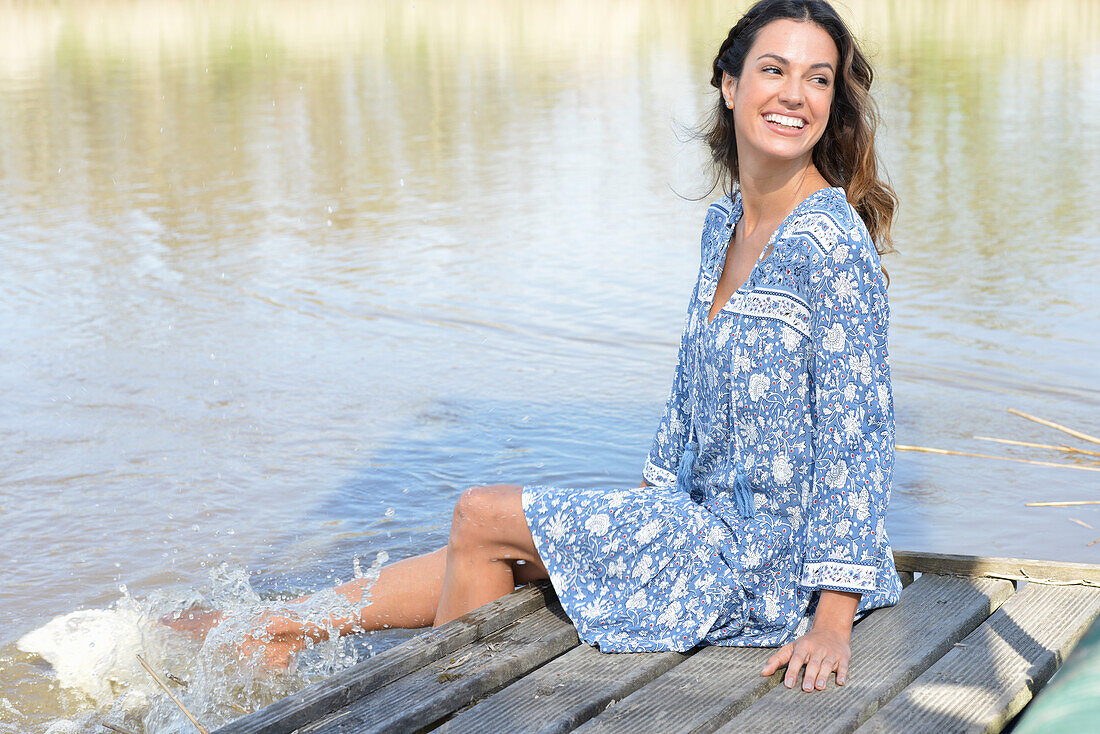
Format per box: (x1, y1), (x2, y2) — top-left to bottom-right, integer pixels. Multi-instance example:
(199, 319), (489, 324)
(764, 113), (805, 129)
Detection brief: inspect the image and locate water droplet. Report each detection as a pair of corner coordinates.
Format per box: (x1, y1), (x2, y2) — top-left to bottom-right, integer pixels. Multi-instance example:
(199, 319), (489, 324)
(384, 508), (395, 517)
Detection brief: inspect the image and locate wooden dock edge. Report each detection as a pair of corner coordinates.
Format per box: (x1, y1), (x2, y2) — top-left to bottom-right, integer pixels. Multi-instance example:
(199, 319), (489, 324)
(892, 550), (1100, 585)
(214, 581), (556, 734)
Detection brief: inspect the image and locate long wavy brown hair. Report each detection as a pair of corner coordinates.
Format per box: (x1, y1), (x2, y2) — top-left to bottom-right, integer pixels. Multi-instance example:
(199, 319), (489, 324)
(704, 0), (897, 262)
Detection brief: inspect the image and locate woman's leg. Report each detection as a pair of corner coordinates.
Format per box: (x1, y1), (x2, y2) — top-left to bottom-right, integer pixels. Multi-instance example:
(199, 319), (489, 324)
(434, 483), (548, 626)
(331, 483), (545, 630)
(171, 484), (548, 665)
(327, 547), (448, 631)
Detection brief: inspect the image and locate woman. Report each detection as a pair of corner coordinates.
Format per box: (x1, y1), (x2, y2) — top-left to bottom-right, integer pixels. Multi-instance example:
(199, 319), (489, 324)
(177, 0), (902, 694)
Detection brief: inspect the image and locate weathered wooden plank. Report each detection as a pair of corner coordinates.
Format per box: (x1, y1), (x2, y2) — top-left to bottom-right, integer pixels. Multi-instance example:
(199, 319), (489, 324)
(856, 583), (1100, 734)
(578, 574), (1010, 734)
(894, 550), (1100, 584)
(436, 644), (689, 734)
(710, 574), (1015, 734)
(297, 604), (580, 733)
(213, 582), (555, 734)
(571, 644), (777, 734)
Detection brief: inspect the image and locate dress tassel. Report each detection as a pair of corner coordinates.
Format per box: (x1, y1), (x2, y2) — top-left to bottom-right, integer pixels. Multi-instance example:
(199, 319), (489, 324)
(732, 464), (754, 518)
(676, 444), (696, 498)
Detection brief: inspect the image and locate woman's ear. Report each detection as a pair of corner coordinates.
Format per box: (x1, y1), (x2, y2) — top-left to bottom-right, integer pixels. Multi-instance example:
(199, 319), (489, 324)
(721, 71), (737, 109)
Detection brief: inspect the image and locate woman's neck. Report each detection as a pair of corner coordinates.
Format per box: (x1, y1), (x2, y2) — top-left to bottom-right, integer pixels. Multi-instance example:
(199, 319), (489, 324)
(737, 159), (830, 239)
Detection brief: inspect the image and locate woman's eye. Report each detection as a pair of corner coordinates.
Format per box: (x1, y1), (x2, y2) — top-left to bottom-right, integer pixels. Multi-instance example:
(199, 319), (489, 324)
(812, 76), (831, 86)
(762, 66), (781, 75)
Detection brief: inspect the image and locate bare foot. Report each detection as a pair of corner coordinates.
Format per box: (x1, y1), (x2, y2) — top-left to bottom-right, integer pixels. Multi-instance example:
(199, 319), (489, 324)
(160, 607), (226, 636)
(161, 605), (324, 669)
(239, 612), (318, 669)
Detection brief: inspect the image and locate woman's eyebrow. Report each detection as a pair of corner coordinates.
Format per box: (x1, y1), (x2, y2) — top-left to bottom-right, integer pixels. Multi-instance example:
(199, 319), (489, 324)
(756, 52), (835, 73)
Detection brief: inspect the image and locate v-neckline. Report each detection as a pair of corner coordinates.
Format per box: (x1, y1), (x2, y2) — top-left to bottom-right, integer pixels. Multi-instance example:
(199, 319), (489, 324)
(705, 186), (836, 326)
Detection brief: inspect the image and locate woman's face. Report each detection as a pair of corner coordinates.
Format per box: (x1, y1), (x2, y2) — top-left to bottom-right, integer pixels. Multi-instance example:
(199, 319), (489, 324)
(722, 19), (838, 172)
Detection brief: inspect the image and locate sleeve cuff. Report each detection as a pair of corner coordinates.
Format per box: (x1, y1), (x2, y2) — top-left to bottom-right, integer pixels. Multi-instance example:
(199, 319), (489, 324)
(800, 559), (878, 593)
(643, 458), (677, 488)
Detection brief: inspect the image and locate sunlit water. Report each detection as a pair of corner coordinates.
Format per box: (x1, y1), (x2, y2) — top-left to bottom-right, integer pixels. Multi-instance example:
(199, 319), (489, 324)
(1, 0), (1097, 731)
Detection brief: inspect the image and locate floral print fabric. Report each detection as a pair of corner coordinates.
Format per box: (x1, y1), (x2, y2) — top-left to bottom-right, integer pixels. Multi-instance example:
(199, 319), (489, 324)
(522, 187), (901, 652)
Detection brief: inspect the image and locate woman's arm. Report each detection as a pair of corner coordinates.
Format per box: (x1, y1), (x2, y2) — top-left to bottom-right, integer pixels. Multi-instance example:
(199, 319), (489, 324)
(760, 589), (860, 690)
(799, 211), (894, 591)
(776, 210), (894, 690)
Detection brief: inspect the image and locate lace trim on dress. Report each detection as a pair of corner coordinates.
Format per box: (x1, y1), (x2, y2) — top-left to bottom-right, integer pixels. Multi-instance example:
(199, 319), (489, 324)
(726, 289), (812, 338)
(643, 458), (678, 488)
(800, 559), (878, 592)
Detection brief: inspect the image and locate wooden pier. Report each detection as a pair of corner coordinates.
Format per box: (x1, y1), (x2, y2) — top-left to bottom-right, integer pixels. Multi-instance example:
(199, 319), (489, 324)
(213, 551), (1100, 733)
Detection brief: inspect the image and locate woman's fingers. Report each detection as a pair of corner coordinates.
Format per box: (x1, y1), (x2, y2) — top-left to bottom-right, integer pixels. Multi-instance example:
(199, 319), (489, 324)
(800, 652), (825, 691)
(764, 635), (851, 691)
(814, 656), (837, 690)
(784, 647), (808, 688)
(837, 657), (849, 686)
(761, 642), (793, 676)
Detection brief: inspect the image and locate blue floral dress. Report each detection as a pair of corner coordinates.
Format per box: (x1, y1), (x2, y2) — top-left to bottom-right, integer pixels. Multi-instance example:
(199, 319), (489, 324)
(522, 187), (902, 652)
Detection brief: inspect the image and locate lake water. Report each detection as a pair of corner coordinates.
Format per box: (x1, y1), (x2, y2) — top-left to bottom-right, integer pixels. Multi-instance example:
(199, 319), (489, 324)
(1, 0), (1098, 731)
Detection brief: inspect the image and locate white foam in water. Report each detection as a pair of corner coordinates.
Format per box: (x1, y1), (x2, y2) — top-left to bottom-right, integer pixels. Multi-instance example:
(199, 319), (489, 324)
(14, 557), (389, 733)
(17, 592), (160, 708)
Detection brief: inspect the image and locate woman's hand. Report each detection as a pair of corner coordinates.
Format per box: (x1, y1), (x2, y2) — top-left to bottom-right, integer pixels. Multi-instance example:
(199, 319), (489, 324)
(760, 627), (851, 691)
(760, 589), (860, 691)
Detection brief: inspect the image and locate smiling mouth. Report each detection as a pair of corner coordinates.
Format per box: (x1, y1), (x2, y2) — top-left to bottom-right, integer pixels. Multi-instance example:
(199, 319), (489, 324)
(763, 113), (805, 129)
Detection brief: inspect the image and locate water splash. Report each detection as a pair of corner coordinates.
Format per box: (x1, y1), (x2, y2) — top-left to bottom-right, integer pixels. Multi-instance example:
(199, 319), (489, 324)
(15, 554), (389, 733)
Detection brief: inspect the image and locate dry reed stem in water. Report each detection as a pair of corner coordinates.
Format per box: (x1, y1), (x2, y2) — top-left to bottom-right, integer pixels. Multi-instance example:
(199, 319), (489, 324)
(1070, 518), (1095, 530)
(974, 435), (1100, 458)
(1007, 408), (1100, 445)
(101, 724), (139, 734)
(896, 444), (1100, 472)
(1026, 501), (1100, 507)
(1088, 538), (1100, 547)
(136, 655), (209, 734)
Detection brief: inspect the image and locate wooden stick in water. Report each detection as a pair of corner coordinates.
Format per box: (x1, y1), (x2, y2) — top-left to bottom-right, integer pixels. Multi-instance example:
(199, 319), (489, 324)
(1026, 501), (1100, 507)
(974, 435), (1100, 458)
(136, 655), (209, 734)
(896, 444), (1100, 472)
(101, 724), (140, 734)
(1007, 408), (1100, 446)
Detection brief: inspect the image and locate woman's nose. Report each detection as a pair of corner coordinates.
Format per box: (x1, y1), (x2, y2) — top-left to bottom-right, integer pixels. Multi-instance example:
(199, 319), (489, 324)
(778, 79), (804, 107)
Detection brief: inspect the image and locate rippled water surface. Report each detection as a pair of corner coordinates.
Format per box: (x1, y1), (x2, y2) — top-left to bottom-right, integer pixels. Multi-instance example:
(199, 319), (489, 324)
(1, 0), (1098, 730)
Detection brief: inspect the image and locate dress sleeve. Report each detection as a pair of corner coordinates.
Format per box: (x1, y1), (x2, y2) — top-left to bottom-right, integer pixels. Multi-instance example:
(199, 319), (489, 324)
(800, 214), (894, 595)
(642, 275), (700, 487)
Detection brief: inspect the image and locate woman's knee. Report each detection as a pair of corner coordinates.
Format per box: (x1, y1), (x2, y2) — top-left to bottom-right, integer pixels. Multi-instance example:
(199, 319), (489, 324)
(449, 484), (522, 552)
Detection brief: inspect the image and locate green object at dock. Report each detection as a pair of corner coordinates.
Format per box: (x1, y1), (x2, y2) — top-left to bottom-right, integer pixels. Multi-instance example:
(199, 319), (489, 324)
(1014, 613), (1100, 733)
